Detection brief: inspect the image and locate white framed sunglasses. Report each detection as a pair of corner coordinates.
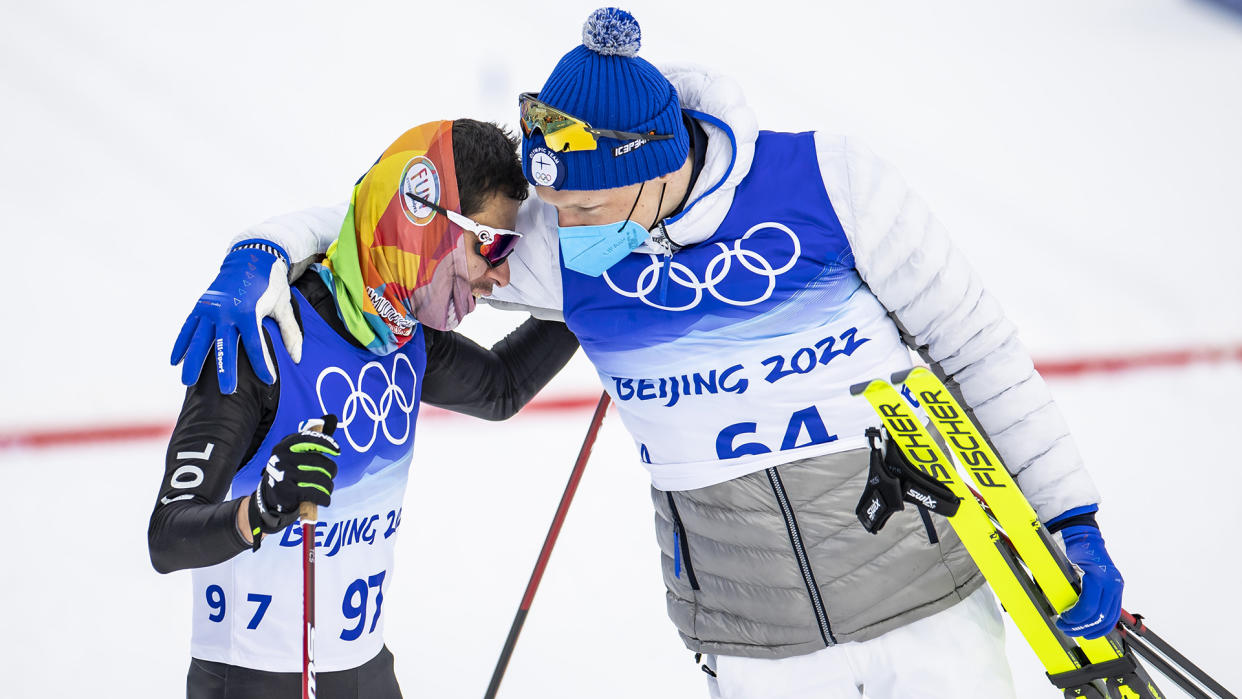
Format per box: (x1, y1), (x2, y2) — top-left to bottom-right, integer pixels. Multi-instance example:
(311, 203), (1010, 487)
(403, 191), (523, 268)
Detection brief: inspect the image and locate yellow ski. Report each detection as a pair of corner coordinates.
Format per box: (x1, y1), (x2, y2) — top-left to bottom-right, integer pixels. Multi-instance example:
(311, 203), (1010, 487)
(870, 369), (1166, 698)
(851, 378), (1086, 676)
(895, 367), (1130, 663)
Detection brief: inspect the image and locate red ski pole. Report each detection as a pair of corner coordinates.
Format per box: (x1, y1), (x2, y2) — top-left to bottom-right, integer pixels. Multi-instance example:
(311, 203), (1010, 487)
(483, 392), (611, 699)
(301, 499), (317, 699)
(299, 420), (327, 699)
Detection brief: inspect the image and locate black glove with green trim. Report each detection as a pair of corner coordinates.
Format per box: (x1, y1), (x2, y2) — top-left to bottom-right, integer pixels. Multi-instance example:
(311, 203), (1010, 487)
(247, 415), (341, 542)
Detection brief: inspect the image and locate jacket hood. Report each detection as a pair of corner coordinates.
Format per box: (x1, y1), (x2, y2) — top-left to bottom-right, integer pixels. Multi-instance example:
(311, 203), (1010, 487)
(658, 63), (759, 247)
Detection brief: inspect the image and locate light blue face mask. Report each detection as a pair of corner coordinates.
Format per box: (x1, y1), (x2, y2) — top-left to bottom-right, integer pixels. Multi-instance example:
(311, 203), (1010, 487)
(558, 183), (664, 277)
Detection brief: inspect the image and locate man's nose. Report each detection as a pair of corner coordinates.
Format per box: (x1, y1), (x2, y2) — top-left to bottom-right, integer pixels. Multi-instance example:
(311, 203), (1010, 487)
(487, 260), (511, 288)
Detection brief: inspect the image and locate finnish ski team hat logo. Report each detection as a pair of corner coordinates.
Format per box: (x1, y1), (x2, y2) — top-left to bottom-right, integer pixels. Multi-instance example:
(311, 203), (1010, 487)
(400, 155), (441, 226)
(527, 145), (566, 189)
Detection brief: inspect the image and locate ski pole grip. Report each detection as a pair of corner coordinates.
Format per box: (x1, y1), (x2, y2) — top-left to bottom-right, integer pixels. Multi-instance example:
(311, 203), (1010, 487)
(299, 421), (324, 522)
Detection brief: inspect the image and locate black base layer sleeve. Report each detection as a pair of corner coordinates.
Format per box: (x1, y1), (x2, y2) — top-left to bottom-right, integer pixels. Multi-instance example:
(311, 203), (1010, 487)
(421, 318), (579, 421)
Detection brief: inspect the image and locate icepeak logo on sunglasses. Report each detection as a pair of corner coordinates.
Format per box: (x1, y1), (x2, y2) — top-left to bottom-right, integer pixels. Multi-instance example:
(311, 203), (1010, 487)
(613, 138), (651, 157)
(519, 92), (673, 154)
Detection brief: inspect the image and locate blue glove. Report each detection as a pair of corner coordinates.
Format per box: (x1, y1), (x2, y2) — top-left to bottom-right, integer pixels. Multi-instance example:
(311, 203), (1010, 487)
(1054, 523), (1125, 639)
(170, 241), (303, 394)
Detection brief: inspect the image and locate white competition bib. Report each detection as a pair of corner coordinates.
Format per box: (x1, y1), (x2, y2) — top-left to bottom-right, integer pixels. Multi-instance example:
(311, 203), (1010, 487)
(600, 291), (913, 490)
(561, 131), (917, 490)
(191, 462), (409, 673)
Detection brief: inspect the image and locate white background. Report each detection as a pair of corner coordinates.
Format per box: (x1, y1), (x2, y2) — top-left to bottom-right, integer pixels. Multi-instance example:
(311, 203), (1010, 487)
(2, 1), (1240, 697)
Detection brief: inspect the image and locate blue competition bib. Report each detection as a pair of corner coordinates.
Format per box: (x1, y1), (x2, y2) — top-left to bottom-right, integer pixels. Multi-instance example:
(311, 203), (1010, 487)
(191, 291), (427, 672)
(564, 131), (858, 353)
(561, 131), (913, 490)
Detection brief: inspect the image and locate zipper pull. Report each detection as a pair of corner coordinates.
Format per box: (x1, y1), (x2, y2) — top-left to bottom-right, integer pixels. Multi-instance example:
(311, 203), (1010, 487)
(654, 220), (674, 306)
(674, 528), (682, 578)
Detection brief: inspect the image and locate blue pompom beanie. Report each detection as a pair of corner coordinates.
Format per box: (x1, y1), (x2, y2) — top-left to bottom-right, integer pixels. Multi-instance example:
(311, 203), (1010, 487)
(522, 8), (690, 191)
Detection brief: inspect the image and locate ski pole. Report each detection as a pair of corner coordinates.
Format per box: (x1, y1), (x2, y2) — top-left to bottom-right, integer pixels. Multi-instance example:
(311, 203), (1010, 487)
(300, 420), (326, 699)
(483, 392), (611, 699)
(301, 499), (318, 699)
(963, 481), (1234, 698)
(1119, 611), (1237, 699)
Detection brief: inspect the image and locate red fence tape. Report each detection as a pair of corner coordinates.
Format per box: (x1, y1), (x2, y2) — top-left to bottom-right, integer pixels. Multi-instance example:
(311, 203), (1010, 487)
(1032, 344), (1242, 377)
(3, 344), (1239, 451)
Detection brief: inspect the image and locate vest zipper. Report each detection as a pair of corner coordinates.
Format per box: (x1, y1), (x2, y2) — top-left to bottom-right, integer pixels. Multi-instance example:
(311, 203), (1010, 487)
(918, 505), (940, 544)
(666, 492), (700, 591)
(654, 220), (675, 306)
(765, 466), (836, 646)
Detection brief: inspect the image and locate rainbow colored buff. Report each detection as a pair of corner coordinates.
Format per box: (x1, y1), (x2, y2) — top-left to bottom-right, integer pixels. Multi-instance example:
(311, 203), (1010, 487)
(318, 121), (473, 354)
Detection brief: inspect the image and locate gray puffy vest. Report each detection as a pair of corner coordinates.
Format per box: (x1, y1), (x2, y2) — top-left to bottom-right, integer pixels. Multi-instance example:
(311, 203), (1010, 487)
(651, 448), (982, 659)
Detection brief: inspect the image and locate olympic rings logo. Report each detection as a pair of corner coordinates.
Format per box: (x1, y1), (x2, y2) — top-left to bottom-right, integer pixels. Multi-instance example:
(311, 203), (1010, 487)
(315, 354), (418, 453)
(602, 222), (801, 311)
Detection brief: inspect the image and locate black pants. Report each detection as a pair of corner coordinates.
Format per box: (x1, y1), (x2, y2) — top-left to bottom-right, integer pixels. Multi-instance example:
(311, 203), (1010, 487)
(187, 645), (402, 698)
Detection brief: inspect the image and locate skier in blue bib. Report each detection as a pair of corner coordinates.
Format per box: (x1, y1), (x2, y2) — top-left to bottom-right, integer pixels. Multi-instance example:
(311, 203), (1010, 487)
(150, 119), (579, 698)
(168, 11), (1127, 699)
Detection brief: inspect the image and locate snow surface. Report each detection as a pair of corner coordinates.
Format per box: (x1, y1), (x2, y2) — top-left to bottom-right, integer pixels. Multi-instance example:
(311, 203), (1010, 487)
(5, 368), (1241, 697)
(2, 0), (1240, 697)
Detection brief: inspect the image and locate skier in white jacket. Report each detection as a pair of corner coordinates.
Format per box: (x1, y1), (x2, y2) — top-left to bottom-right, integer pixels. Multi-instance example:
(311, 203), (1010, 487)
(171, 9), (1126, 698)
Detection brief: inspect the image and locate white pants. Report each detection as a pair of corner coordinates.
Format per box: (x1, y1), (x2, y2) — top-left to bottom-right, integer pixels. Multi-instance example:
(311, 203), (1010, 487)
(704, 587), (1016, 699)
